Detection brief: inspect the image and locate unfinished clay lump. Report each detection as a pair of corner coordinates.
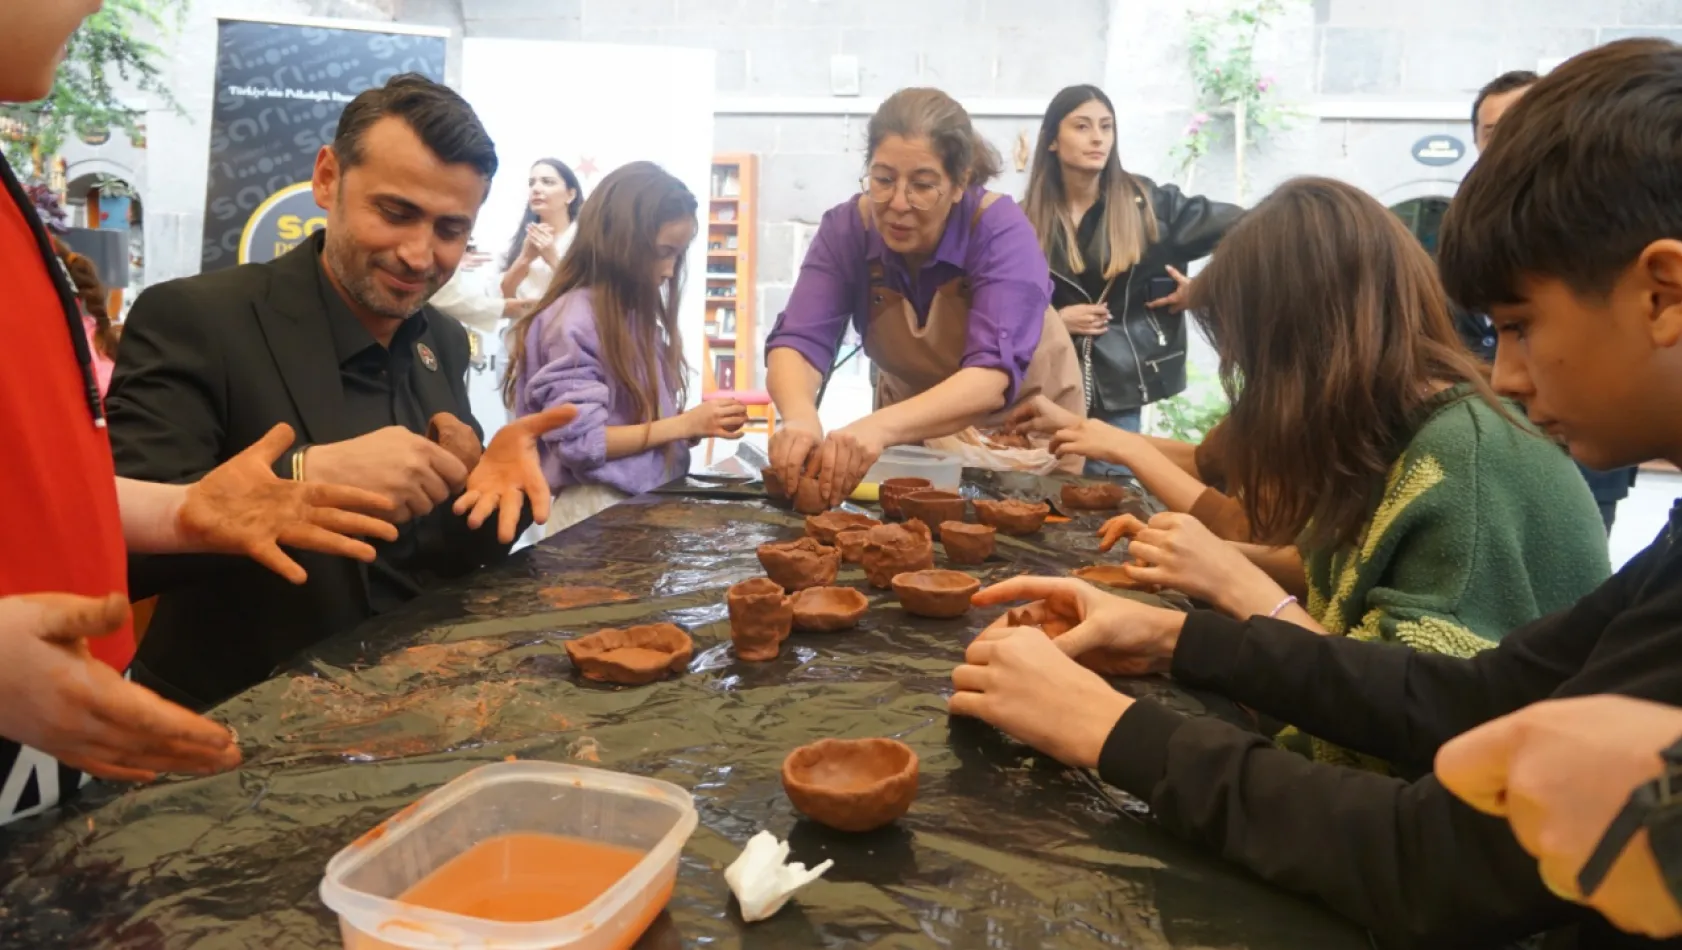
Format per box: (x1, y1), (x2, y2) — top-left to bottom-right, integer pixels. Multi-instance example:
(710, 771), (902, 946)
(564, 623), (694, 685)
(782, 737), (919, 833)
(757, 537), (841, 592)
(728, 578), (793, 662)
(861, 520), (935, 589)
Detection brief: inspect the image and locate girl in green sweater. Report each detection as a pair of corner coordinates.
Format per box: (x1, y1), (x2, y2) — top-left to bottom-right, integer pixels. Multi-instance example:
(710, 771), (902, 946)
(1101, 177), (1608, 661)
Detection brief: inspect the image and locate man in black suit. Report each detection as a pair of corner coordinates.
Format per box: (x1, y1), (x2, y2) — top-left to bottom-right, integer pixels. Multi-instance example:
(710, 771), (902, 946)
(107, 75), (549, 709)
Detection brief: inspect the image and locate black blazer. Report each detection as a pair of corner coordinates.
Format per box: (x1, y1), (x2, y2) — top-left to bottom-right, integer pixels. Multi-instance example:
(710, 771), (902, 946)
(107, 237), (512, 709)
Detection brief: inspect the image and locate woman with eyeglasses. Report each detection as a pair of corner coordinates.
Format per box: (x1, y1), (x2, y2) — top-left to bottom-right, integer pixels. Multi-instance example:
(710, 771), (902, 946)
(764, 88), (1085, 506)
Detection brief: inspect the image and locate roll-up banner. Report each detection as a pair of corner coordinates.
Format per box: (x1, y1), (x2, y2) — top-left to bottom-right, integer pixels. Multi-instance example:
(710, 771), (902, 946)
(199, 17), (447, 273)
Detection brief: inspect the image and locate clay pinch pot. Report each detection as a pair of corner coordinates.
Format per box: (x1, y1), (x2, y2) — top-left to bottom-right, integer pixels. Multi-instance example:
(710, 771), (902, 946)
(983, 599), (1079, 638)
(792, 476), (830, 515)
(1061, 481), (1129, 511)
(761, 467), (790, 505)
(834, 527), (870, 564)
(427, 412), (484, 472)
(782, 737), (919, 833)
(899, 490), (966, 537)
(727, 578), (793, 662)
(1072, 563), (1158, 593)
(790, 586), (869, 632)
(805, 511), (881, 544)
(861, 520), (935, 589)
(892, 569), (981, 619)
(940, 521), (996, 566)
(757, 537), (841, 592)
(973, 498), (1051, 535)
(564, 622), (693, 685)
(878, 477), (932, 519)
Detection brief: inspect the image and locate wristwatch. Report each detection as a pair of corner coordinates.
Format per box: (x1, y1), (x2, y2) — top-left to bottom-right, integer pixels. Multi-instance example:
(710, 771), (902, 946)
(1578, 734), (1682, 905)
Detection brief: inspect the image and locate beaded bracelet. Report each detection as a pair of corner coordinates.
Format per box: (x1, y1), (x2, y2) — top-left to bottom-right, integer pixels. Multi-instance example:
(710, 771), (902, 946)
(1267, 595), (1297, 618)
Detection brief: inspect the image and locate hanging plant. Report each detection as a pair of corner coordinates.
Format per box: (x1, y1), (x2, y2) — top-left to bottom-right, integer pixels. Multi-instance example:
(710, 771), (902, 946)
(1169, 0), (1302, 202)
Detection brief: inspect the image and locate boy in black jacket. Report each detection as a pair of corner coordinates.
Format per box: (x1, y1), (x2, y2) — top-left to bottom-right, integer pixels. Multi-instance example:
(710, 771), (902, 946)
(950, 37), (1682, 950)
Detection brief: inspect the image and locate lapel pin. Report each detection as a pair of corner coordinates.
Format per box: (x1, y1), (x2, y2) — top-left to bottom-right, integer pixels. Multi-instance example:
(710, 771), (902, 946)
(416, 342), (439, 372)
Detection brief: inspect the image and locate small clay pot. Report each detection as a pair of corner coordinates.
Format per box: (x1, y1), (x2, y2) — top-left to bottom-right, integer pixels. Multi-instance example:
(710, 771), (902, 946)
(1072, 563), (1157, 593)
(983, 599), (1078, 638)
(1061, 482), (1128, 511)
(835, 527), (870, 564)
(973, 499), (1051, 535)
(782, 737), (919, 833)
(757, 537), (841, 592)
(792, 476), (829, 515)
(940, 521), (995, 565)
(805, 511), (881, 544)
(879, 477), (932, 519)
(761, 467), (790, 505)
(727, 578), (793, 661)
(861, 520), (935, 589)
(900, 490), (966, 536)
(427, 412), (484, 472)
(790, 586), (869, 632)
(892, 569), (981, 619)
(565, 623), (694, 685)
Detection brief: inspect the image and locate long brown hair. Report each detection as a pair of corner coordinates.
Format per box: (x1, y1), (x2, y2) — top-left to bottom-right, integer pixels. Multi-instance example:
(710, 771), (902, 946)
(53, 241), (118, 359)
(502, 162), (697, 432)
(866, 88), (1001, 187)
(1023, 85), (1158, 280)
(1189, 177), (1507, 550)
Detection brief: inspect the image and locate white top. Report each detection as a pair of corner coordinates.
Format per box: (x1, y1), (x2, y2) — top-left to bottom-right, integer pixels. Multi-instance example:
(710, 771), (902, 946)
(428, 266), (504, 334)
(513, 222), (577, 301)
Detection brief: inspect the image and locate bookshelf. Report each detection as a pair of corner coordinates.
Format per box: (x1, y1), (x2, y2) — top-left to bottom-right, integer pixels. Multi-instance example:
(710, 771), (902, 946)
(703, 154), (757, 394)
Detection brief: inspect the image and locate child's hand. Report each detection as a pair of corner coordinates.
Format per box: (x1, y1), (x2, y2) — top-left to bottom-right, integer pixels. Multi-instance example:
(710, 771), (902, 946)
(685, 398), (749, 440)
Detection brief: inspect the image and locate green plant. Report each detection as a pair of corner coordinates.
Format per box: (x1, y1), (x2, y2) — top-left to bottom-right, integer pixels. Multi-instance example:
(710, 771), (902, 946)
(0, 0), (185, 172)
(1169, 0), (1301, 201)
(1149, 363), (1229, 444)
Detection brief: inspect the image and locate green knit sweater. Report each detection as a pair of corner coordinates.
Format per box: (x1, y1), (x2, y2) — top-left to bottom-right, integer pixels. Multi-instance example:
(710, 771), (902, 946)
(1289, 384), (1610, 766)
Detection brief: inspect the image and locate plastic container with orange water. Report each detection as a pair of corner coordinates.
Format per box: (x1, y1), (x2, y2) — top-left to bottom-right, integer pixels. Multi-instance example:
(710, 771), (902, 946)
(319, 760), (697, 950)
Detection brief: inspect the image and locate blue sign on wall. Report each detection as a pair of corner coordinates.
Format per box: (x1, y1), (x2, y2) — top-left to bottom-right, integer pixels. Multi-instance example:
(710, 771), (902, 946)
(1412, 135), (1467, 166)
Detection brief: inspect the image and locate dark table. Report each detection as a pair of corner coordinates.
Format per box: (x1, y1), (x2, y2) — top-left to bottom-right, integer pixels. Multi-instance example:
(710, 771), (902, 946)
(0, 487), (1369, 949)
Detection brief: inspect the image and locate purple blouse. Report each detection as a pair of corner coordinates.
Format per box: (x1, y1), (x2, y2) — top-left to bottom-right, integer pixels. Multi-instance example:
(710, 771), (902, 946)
(764, 187), (1051, 403)
(514, 288), (689, 496)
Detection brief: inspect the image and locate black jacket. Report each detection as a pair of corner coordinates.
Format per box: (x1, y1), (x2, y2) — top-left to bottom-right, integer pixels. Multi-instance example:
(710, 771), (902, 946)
(107, 237), (513, 709)
(1098, 505), (1682, 949)
(1048, 177), (1242, 414)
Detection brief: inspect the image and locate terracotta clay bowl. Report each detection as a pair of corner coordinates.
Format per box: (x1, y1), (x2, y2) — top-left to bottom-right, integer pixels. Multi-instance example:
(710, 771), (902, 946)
(940, 521), (995, 565)
(727, 577), (793, 662)
(427, 412), (484, 472)
(792, 476), (829, 515)
(761, 467), (790, 505)
(861, 520), (935, 589)
(983, 599), (1079, 638)
(757, 537), (841, 592)
(782, 737), (919, 833)
(892, 569), (981, 619)
(1060, 482), (1128, 511)
(899, 490), (966, 536)
(1072, 563), (1157, 593)
(790, 586), (869, 632)
(973, 498), (1051, 535)
(878, 477), (932, 519)
(835, 527), (870, 564)
(564, 622), (693, 685)
(805, 511), (881, 544)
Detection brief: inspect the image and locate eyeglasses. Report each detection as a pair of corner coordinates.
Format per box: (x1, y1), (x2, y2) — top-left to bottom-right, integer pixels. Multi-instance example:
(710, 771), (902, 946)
(860, 174), (946, 212)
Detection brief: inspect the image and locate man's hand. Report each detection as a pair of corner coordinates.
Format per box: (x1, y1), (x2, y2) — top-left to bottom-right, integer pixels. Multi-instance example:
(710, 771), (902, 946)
(768, 418), (822, 497)
(304, 425), (471, 524)
(177, 424), (400, 584)
(1437, 696), (1682, 939)
(453, 405), (579, 543)
(0, 593), (241, 783)
(811, 420), (887, 508)
(950, 626), (1131, 768)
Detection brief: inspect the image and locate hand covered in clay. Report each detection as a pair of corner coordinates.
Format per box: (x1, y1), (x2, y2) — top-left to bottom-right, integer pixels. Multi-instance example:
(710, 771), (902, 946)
(972, 576), (1185, 676)
(1123, 512), (1272, 612)
(427, 412), (485, 472)
(0, 593), (241, 782)
(453, 405), (579, 544)
(178, 423), (400, 584)
(949, 626), (1130, 769)
(810, 420), (886, 508)
(768, 419), (822, 500)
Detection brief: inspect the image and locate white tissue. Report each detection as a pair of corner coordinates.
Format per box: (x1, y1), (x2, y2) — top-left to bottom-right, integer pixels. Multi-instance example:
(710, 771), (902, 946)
(724, 830), (834, 922)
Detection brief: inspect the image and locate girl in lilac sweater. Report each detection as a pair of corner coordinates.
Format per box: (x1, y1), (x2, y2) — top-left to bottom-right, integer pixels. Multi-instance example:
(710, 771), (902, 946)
(503, 162), (747, 533)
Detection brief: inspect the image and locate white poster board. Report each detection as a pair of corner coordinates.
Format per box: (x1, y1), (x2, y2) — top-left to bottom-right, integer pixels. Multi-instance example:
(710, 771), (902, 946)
(457, 39), (717, 439)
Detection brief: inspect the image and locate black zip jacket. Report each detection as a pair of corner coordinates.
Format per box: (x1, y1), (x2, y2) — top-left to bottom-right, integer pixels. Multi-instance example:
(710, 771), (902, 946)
(1048, 177), (1241, 414)
(1098, 502), (1682, 950)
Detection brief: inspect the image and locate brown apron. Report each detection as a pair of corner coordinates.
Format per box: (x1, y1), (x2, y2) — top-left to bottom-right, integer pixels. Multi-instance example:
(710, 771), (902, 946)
(855, 194), (1085, 427)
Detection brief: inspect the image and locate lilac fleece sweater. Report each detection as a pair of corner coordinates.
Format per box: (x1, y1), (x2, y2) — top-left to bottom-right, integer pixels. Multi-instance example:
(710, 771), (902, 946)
(514, 288), (689, 496)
